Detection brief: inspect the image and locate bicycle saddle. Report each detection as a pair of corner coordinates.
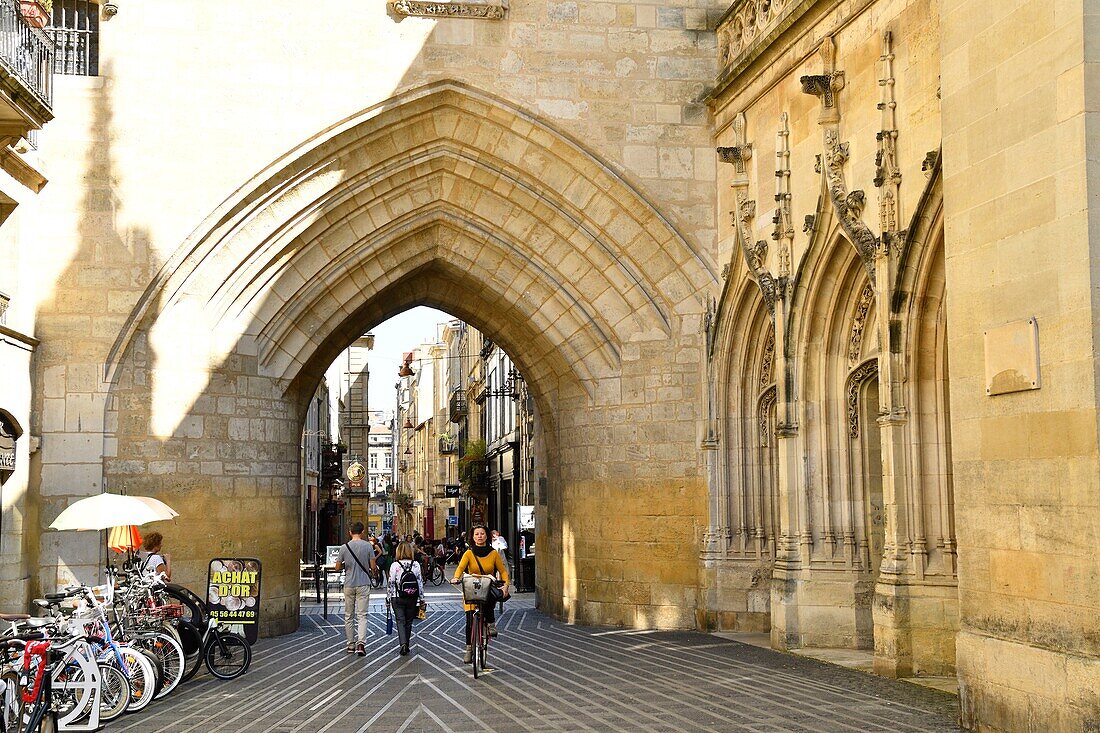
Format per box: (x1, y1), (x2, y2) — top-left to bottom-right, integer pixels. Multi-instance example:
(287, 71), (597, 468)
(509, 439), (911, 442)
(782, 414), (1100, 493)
(43, 588), (82, 602)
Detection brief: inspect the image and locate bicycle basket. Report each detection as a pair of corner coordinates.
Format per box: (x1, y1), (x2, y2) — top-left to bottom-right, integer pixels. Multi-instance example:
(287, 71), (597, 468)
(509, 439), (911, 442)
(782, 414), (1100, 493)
(460, 574), (494, 604)
(137, 603), (183, 623)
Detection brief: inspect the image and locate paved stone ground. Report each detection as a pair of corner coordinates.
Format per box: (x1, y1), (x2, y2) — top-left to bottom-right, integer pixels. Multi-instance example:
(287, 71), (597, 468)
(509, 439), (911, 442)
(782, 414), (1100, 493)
(110, 586), (963, 733)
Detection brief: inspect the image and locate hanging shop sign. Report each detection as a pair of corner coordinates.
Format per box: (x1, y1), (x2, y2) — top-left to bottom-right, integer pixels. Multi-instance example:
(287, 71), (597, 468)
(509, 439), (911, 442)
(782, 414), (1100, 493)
(347, 462), (365, 489)
(207, 558), (262, 644)
(444, 484), (460, 498)
(0, 413), (17, 474)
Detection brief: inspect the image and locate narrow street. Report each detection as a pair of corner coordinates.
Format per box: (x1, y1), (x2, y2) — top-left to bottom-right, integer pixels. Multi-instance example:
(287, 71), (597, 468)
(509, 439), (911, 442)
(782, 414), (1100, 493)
(114, 585), (962, 733)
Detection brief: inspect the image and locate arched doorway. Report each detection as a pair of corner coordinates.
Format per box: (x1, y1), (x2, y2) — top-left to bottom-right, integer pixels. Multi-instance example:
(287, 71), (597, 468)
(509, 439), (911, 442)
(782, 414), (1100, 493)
(100, 81), (717, 635)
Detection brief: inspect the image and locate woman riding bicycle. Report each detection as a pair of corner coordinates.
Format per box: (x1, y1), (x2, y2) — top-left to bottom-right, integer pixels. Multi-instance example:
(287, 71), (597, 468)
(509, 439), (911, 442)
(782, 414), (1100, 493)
(450, 525), (509, 664)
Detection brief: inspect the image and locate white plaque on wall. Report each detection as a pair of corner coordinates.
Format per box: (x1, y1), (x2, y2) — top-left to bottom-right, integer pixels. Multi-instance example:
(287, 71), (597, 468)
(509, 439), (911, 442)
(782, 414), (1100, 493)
(984, 318), (1040, 396)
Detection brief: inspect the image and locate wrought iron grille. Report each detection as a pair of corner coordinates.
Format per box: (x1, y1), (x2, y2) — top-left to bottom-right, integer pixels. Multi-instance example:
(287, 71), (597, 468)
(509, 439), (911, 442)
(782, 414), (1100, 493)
(0, 0), (54, 106)
(50, 0), (96, 76)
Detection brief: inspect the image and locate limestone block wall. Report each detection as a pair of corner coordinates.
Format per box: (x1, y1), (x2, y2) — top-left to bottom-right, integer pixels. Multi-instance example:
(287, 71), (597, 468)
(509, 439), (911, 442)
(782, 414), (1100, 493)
(0, 191), (43, 611)
(24, 0), (726, 621)
(941, 1), (1100, 730)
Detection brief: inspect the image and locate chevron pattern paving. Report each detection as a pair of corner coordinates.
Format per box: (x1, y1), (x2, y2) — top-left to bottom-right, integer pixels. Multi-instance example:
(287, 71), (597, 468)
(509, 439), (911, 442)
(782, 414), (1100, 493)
(108, 589), (962, 733)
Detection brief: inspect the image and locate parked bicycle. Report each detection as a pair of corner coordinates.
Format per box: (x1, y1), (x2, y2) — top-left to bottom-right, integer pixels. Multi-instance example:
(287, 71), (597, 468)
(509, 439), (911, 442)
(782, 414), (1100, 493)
(181, 616), (251, 682)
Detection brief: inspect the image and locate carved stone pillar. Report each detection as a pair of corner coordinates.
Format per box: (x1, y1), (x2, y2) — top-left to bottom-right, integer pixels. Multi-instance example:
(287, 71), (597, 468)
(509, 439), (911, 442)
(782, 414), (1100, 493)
(701, 296), (725, 559)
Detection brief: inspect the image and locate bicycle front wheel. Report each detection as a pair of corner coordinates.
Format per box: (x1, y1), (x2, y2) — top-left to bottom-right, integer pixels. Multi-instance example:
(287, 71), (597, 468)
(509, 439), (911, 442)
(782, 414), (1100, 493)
(135, 633), (185, 699)
(96, 663), (130, 722)
(470, 614), (481, 679)
(118, 646), (157, 713)
(204, 633), (251, 680)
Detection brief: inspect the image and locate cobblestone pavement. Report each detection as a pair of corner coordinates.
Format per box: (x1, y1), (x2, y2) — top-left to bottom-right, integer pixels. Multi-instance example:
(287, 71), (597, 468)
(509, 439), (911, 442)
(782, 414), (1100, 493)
(113, 586), (962, 733)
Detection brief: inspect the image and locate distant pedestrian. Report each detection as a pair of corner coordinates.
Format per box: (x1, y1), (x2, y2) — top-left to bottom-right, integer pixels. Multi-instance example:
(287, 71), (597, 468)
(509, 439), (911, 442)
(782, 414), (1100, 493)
(388, 541), (425, 656)
(335, 522), (376, 656)
(490, 529), (508, 558)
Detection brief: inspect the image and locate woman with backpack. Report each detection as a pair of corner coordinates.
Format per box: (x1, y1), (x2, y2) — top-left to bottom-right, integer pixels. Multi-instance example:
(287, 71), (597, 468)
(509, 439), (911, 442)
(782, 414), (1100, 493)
(387, 541), (425, 656)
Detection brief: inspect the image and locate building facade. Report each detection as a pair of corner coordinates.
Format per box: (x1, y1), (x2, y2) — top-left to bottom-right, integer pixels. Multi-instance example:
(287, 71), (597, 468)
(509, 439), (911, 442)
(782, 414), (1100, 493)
(299, 377), (332, 562)
(0, 1), (1095, 730)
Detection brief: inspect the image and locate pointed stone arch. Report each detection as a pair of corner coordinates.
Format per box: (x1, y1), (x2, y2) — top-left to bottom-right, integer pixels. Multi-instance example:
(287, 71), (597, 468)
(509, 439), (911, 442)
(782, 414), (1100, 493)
(101, 80), (716, 635)
(107, 80), (715, 398)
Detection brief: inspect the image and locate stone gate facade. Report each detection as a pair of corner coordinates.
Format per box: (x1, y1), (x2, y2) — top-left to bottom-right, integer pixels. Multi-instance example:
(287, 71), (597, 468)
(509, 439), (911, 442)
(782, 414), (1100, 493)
(0, 1), (1096, 731)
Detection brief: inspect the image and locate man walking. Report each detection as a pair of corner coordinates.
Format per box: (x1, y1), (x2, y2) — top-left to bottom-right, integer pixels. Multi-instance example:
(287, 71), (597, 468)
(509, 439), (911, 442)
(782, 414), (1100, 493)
(335, 522), (376, 656)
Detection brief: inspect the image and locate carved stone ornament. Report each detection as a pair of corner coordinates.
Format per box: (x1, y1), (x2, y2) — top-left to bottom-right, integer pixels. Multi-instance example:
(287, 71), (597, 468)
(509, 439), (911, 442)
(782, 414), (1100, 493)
(823, 129), (877, 278)
(717, 0), (794, 71)
(875, 31), (903, 248)
(799, 38), (845, 124)
(759, 328), (775, 387)
(922, 149), (940, 179)
(758, 384), (777, 446)
(719, 113), (778, 312)
(847, 282), (875, 364)
(773, 112), (794, 276)
(801, 36), (878, 283)
(803, 214), (816, 233)
(738, 199), (757, 222)
(389, 0), (507, 19)
(846, 359), (879, 438)
(703, 294), (717, 356)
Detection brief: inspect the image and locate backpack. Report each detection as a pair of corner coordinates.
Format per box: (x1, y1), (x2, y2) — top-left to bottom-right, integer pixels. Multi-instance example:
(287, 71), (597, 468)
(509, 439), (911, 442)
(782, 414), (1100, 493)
(397, 561), (419, 600)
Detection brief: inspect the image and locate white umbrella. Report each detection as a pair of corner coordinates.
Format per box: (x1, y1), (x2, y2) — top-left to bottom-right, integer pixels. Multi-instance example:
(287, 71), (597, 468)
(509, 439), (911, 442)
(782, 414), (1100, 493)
(50, 493), (178, 531)
(134, 496), (179, 519)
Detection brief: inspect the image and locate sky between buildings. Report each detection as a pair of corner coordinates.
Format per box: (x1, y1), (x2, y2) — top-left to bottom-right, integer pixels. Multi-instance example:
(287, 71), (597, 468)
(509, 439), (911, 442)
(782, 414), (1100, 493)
(364, 306), (453, 414)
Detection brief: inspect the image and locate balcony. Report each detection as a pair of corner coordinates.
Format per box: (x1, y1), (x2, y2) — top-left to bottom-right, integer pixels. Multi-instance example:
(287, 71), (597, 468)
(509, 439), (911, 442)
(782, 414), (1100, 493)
(448, 388), (467, 423)
(0, 0), (53, 137)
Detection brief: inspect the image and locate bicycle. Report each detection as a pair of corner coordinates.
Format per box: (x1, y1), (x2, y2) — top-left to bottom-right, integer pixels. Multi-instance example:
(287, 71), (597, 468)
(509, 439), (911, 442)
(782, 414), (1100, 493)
(6, 607), (131, 729)
(179, 617), (251, 682)
(454, 574), (504, 679)
(427, 561), (446, 587)
(36, 585), (159, 715)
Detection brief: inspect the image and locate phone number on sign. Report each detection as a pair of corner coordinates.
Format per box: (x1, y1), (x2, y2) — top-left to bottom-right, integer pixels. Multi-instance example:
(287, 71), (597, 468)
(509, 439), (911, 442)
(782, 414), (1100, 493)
(211, 609), (257, 622)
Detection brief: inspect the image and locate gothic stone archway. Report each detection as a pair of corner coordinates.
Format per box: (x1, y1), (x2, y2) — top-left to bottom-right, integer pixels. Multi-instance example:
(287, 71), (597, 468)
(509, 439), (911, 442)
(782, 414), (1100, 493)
(103, 81), (717, 634)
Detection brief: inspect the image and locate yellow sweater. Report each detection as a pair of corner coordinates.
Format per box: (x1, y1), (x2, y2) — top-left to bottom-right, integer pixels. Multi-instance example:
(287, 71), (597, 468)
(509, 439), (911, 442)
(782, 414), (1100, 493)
(453, 548), (509, 612)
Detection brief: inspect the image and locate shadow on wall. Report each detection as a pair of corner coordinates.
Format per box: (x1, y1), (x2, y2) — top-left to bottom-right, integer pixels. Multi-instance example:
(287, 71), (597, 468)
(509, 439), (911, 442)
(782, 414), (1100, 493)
(31, 60), (167, 600)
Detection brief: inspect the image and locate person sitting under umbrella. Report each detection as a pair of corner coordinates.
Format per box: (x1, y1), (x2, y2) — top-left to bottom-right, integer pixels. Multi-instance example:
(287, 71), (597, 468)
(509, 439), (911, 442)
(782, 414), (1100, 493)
(142, 531), (170, 580)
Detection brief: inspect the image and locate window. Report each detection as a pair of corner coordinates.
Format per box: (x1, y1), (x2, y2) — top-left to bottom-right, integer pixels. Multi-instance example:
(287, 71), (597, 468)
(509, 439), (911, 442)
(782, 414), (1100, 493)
(369, 454), (378, 470)
(50, 0), (99, 76)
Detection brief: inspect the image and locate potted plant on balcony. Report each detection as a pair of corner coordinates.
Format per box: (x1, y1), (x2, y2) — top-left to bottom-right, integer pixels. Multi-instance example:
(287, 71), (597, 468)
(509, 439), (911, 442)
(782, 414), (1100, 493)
(457, 439), (487, 497)
(392, 491), (415, 532)
(19, 0), (51, 29)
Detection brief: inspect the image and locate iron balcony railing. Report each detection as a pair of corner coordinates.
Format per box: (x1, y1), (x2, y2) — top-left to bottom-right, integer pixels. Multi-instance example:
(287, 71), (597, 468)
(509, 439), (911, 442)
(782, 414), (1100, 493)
(0, 0), (53, 109)
(448, 388), (467, 423)
(50, 0), (97, 77)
